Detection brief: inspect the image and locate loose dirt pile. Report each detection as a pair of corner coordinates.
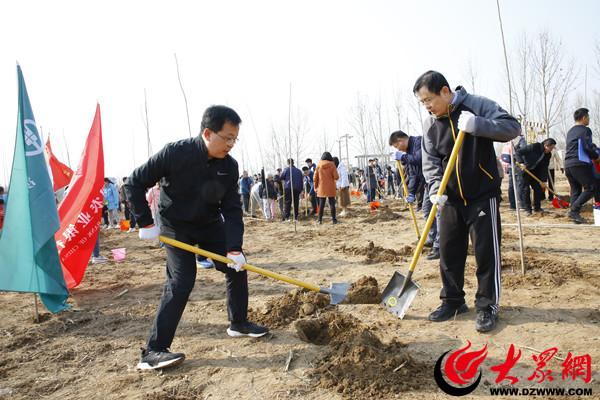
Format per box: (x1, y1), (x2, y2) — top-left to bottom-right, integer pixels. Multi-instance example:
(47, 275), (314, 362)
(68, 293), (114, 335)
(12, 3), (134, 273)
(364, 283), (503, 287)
(336, 240), (413, 264)
(500, 254), (585, 288)
(296, 312), (429, 398)
(248, 289), (330, 328)
(344, 276), (381, 304)
(360, 205), (401, 224)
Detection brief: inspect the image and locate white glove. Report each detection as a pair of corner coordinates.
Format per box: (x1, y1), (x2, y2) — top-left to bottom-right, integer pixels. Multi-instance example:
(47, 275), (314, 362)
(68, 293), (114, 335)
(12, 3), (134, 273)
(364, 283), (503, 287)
(138, 224), (160, 240)
(394, 151), (406, 161)
(430, 194), (448, 207)
(226, 251), (246, 272)
(457, 111), (476, 133)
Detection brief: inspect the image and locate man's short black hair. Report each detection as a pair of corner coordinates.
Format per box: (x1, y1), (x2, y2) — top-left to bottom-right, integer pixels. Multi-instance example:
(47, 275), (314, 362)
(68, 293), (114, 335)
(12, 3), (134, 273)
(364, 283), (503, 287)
(321, 152), (333, 162)
(389, 130), (409, 146)
(413, 70), (450, 95)
(574, 108), (589, 122)
(0, 186), (4, 193)
(332, 156), (339, 167)
(302, 166), (309, 172)
(104, 178), (110, 183)
(542, 138), (557, 146)
(200, 105), (242, 133)
(287, 158), (294, 166)
(305, 158), (312, 163)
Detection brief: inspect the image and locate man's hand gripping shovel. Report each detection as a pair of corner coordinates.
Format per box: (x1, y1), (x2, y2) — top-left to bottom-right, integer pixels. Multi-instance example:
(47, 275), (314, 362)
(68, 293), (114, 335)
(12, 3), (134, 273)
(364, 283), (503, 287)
(159, 236), (350, 305)
(381, 130), (466, 318)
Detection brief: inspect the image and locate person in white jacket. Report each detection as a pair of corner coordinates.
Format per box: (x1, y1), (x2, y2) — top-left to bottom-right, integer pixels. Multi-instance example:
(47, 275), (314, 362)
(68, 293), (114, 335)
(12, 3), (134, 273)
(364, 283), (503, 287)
(333, 157), (350, 216)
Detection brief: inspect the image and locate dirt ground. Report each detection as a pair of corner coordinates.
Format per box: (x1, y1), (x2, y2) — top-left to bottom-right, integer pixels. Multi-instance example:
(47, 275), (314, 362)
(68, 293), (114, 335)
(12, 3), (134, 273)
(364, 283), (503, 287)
(1, 175), (599, 399)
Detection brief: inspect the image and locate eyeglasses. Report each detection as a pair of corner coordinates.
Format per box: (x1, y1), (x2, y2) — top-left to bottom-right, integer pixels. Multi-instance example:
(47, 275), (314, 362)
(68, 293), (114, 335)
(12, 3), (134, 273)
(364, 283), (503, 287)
(214, 132), (239, 145)
(418, 95), (438, 106)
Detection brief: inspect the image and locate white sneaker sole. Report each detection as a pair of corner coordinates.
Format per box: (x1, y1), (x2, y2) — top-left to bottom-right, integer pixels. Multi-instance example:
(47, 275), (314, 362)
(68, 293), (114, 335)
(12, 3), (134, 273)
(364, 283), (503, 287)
(226, 328), (268, 338)
(136, 356), (185, 370)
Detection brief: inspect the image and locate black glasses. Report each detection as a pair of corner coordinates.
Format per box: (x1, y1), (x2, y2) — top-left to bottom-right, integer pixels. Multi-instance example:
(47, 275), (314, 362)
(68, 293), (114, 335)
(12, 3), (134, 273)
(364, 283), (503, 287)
(214, 132), (239, 145)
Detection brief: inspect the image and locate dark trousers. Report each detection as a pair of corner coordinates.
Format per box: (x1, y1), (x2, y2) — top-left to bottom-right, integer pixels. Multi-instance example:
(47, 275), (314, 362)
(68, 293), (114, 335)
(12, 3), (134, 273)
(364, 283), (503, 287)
(520, 173), (544, 211)
(309, 192), (317, 215)
(317, 197), (337, 222)
(438, 197), (501, 314)
(366, 188), (376, 202)
(565, 165), (600, 213)
(147, 223), (248, 351)
(283, 189), (300, 220)
(241, 193), (251, 213)
(506, 167), (521, 209)
(547, 169), (556, 201)
(124, 203), (137, 228)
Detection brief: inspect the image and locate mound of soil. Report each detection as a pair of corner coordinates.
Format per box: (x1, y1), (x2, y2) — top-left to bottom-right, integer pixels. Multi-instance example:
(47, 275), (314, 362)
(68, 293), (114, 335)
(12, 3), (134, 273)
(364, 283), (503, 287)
(300, 312), (429, 398)
(337, 241), (413, 264)
(360, 205), (401, 224)
(501, 255), (584, 288)
(345, 276), (381, 304)
(248, 289), (330, 328)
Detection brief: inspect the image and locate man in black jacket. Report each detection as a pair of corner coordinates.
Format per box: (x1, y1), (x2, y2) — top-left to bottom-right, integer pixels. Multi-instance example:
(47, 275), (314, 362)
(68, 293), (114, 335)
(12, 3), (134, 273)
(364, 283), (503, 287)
(515, 138), (556, 214)
(125, 105), (268, 371)
(389, 131), (439, 259)
(414, 71), (520, 333)
(564, 108), (600, 224)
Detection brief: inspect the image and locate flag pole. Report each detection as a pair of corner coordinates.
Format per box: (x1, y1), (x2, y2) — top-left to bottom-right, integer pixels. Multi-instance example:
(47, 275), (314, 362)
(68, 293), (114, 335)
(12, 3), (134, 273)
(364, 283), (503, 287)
(33, 294), (39, 322)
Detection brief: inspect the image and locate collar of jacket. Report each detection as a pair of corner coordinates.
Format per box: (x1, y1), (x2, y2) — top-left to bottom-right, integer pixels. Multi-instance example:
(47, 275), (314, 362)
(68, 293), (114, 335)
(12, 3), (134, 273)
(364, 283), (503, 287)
(194, 135), (211, 164)
(434, 86), (468, 119)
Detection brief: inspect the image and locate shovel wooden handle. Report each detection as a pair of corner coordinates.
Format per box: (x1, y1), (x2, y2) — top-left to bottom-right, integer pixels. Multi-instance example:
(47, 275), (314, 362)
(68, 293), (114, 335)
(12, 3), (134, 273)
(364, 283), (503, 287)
(396, 160), (421, 240)
(407, 130), (466, 273)
(159, 235), (321, 293)
(517, 163), (562, 198)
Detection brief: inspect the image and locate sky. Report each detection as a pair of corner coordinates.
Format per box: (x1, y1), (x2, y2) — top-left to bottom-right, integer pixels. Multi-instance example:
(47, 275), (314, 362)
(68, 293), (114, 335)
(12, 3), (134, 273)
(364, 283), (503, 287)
(1, 0), (599, 187)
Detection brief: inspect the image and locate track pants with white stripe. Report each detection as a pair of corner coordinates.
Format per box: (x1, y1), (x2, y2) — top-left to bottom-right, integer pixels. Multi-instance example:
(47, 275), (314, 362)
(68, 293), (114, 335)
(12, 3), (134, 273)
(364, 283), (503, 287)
(438, 196), (501, 314)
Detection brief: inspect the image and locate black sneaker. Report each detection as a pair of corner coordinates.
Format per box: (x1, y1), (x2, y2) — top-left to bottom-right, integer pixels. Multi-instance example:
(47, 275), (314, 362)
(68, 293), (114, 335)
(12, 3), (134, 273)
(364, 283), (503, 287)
(426, 248), (440, 260)
(227, 321), (269, 338)
(423, 239), (434, 248)
(475, 310), (498, 332)
(136, 348), (185, 370)
(428, 303), (468, 322)
(568, 211), (585, 224)
(332, 219), (338, 225)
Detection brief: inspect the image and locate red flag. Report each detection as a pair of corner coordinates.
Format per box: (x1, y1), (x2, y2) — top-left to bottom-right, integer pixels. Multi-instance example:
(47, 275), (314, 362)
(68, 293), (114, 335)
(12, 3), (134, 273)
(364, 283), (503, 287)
(45, 137), (74, 191)
(55, 104), (104, 289)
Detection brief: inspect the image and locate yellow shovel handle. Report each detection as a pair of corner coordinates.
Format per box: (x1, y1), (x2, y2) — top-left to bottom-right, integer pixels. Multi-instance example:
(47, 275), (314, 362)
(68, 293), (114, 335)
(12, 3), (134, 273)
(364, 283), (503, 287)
(517, 163), (560, 198)
(159, 235), (321, 293)
(396, 160), (421, 239)
(407, 130), (466, 273)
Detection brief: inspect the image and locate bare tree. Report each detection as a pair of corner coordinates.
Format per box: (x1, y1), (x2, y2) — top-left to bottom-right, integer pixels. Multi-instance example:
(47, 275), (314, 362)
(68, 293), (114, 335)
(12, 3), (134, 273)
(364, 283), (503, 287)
(531, 31), (578, 136)
(512, 33), (535, 124)
(369, 95), (389, 157)
(462, 58), (479, 94)
(392, 87), (404, 131)
(289, 106), (310, 165)
(350, 92), (372, 156)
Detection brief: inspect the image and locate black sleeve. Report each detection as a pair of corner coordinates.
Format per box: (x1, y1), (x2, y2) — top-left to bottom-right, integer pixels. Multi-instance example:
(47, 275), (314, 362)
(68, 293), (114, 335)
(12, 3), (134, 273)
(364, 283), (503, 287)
(406, 166), (418, 196)
(124, 145), (171, 228)
(221, 160), (244, 252)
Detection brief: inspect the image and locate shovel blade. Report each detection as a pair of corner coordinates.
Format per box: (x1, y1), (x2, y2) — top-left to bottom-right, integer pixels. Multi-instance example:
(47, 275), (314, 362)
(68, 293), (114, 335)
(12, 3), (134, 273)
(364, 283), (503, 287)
(381, 271), (420, 319)
(324, 282), (351, 305)
(551, 197), (570, 209)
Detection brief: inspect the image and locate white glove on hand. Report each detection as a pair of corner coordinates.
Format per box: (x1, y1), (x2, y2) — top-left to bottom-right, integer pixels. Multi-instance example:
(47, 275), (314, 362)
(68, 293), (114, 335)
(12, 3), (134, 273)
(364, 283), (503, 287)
(457, 111), (476, 133)
(138, 224), (160, 240)
(226, 251), (246, 272)
(430, 194), (448, 207)
(394, 151), (406, 161)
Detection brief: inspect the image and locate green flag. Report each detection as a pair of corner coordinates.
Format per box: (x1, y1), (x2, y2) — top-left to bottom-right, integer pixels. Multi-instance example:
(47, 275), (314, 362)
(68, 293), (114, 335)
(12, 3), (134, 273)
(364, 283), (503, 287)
(0, 65), (69, 313)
